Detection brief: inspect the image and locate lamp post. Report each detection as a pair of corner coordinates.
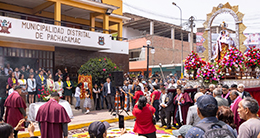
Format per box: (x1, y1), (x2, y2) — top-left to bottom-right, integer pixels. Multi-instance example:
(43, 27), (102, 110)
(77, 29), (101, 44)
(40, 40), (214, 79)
(172, 2), (183, 78)
(142, 40), (155, 80)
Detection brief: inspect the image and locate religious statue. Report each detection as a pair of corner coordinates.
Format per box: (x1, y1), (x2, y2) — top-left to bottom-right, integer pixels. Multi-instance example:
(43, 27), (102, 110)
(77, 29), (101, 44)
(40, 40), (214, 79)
(212, 21), (236, 61)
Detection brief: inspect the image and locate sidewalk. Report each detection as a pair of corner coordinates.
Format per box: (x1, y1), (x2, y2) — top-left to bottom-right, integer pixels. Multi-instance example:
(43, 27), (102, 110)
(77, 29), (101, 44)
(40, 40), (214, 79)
(18, 107), (134, 138)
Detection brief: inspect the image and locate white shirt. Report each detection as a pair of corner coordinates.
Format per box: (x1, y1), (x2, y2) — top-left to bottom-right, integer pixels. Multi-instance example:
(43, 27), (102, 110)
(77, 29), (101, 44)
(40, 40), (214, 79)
(8, 88), (14, 95)
(152, 82), (157, 85)
(107, 82), (111, 94)
(138, 83), (144, 92)
(160, 93), (167, 107)
(75, 87), (81, 97)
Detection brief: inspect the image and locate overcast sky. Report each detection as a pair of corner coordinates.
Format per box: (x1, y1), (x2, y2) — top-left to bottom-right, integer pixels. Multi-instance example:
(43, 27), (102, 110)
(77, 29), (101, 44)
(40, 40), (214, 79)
(123, 0), (260, 33)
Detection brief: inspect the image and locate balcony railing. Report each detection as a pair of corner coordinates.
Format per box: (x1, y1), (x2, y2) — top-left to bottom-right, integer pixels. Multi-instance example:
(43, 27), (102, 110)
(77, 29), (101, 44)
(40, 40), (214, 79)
(0, 10), (128, 41)
(129, 57), (145, 61)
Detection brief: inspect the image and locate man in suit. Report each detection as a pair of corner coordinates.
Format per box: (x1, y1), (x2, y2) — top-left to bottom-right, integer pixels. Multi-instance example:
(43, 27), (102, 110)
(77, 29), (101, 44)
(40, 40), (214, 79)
(186, 92), (203, 126)
(237, 84), (251, 99)
(159, 87), (174, 129)
(36, 70), (46, 102)
(103, 78), (116, 112)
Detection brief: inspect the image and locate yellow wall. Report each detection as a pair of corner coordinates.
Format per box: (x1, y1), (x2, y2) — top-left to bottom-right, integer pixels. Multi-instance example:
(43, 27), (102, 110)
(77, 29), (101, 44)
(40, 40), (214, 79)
(0, 0), (123, 36)
(102, 0), (123, 15)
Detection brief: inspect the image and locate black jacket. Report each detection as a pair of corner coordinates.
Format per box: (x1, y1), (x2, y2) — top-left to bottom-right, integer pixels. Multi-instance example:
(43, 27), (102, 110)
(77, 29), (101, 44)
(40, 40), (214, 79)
(159, 92), (174, 112)
(242, 91), (251, 99)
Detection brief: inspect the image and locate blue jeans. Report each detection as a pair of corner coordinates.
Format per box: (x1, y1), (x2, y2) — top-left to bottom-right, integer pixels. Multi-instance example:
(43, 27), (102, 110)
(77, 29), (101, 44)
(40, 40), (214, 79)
(153, 100), (160, 121)
(126, 96), (130, 110)
(101, 96), (108, 109)
(75, 97), (80, 107)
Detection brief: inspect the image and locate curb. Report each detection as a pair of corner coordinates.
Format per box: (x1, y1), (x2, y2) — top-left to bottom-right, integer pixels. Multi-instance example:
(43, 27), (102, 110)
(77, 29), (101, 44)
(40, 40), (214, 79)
(18, 115), (135, 138)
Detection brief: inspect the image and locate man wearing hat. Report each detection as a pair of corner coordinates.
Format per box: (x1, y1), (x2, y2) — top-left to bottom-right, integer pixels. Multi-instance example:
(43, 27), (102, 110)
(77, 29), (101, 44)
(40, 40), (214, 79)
(4, 85), (27, 129)
(36, 92), (71, 138)
(185, 95), (237, 138)
(88, 121), (110, 138)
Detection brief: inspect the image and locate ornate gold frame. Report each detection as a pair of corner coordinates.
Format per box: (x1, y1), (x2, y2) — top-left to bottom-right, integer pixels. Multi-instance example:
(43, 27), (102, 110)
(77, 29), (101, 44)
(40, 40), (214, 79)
(202, 2), (247, 60)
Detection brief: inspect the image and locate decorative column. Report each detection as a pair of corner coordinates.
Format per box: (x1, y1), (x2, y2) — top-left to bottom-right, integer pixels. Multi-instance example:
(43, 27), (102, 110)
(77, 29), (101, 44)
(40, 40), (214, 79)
(103, 14), (109, 34)
(54, 2), (61, 25)
(90, 13), (95, 32)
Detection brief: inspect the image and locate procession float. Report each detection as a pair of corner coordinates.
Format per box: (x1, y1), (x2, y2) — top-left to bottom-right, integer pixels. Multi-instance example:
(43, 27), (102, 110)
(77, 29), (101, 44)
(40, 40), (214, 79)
(183, 2), (260, 115)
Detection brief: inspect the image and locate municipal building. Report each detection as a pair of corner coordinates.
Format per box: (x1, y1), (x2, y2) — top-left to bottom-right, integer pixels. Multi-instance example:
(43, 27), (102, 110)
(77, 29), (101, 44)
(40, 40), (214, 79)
(0, 0), (129, 78)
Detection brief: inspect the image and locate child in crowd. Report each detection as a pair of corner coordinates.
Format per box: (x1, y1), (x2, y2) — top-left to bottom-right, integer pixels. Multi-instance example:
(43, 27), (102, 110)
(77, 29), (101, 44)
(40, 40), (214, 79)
(8, 83), (16, 96)
(75, 83), (82, 110)
(83, 84), (91, 114)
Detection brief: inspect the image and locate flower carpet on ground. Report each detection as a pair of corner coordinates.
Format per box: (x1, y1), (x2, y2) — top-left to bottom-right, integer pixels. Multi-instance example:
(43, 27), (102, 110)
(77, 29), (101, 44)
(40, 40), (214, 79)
(70, 125), (177, 138)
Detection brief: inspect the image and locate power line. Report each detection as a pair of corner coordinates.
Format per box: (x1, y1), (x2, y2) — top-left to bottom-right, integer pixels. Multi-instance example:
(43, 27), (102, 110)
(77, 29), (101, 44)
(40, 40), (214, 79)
(123, 2), (190, 21)
(124, 2), (260, 22)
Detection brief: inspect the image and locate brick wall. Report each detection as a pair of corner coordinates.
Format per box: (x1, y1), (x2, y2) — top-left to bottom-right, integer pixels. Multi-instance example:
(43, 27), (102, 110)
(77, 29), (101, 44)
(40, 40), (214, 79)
(54, 47), (129, 79)
(146, 35), (191, 65)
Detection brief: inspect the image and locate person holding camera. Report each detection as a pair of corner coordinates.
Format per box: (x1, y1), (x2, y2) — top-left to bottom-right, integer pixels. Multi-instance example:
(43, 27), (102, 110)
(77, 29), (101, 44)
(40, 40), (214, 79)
(133, 96), (156, 138)
(4, 85), (27, 130)
(0, 119), (37, 138)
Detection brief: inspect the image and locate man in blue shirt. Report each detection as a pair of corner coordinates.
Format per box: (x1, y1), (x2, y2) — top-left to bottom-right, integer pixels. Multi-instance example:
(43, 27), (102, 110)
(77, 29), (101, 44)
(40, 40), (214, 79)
(185, 95), (237, 138)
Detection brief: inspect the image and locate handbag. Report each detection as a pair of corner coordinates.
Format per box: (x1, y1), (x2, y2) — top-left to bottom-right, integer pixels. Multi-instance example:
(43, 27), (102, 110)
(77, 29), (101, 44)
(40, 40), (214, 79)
(148, 106), (156, 125)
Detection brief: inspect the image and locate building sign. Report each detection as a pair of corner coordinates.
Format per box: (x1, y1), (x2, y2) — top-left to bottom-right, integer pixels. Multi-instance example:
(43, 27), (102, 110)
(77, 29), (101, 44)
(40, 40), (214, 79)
(0, 16), (111, 50)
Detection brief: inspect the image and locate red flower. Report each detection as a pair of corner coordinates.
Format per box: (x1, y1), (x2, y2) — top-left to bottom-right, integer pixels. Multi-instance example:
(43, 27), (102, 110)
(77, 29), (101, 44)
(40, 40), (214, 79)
(42, 86), (44, 88)
(104, 58), (106, 60)
(38, 94), (41, 98)
(103, 69), (106, 71)
(41, 92), (43, 95)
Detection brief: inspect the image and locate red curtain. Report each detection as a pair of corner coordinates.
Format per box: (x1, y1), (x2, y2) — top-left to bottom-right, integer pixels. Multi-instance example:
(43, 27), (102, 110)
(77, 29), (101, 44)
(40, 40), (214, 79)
(245, 87), (260, 116)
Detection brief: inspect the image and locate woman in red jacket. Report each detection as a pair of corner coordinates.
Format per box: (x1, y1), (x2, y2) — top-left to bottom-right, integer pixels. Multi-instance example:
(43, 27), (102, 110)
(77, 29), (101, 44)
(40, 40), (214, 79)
(133, 85), (144, 103)
(133, 96), (156, 138)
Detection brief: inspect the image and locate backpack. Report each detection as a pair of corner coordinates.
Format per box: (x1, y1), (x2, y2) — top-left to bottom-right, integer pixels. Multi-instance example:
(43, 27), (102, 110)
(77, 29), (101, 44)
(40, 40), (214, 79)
(195, 121), (235, 138)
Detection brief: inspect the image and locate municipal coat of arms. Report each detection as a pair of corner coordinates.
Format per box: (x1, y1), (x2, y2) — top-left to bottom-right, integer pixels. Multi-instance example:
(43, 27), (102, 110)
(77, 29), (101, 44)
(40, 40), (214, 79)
(98, 36), (105, 45)
(0, 19), (12, 34)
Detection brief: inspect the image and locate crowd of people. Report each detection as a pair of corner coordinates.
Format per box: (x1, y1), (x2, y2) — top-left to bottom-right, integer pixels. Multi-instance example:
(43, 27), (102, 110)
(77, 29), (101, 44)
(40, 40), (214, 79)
(0, 66), (260, 138)
(120, 72), (260, 138)
(0, 64), (72, 105)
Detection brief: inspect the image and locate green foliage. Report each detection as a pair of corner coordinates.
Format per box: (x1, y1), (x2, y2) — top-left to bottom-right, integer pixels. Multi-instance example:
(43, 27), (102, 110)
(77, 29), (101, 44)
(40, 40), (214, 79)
(78, 57), (120, 84)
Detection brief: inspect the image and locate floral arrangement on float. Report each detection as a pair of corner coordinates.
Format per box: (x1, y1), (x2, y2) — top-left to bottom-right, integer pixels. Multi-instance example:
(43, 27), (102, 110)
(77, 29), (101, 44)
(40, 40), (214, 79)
(197, 62), (224, 84)
(184, 51), (206, 79)
(37, 86), (58, 102)
(220, 47), (245, 71)
(244, 47), (260, 68)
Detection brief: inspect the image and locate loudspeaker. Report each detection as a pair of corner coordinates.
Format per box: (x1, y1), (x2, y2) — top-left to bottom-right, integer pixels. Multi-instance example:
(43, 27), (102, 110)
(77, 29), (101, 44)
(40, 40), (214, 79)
(111, 71), (124, 87)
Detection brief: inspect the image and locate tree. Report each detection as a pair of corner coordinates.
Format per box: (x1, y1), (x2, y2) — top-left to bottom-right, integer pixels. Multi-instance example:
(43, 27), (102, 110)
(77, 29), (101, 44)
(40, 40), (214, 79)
(78, 57), (120, 84)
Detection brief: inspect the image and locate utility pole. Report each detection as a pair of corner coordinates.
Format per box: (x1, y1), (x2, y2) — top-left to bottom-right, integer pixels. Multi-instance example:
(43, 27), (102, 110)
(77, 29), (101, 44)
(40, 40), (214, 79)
(189, 16), (195, 52)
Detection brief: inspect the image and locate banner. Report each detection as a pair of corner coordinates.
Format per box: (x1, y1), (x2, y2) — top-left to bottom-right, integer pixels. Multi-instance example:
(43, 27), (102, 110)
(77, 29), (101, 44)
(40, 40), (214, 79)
(78, 74), (92, 99)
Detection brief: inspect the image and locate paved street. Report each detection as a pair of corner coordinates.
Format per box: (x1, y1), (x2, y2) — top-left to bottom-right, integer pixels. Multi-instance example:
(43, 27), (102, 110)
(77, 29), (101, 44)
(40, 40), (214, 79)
(20, 104), (133, 136)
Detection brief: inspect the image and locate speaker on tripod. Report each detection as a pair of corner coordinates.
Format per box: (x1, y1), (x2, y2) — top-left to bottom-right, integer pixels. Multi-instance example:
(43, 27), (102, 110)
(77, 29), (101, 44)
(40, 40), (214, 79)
(110, 71), (129, 116)
(111, 71), (124, 87)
